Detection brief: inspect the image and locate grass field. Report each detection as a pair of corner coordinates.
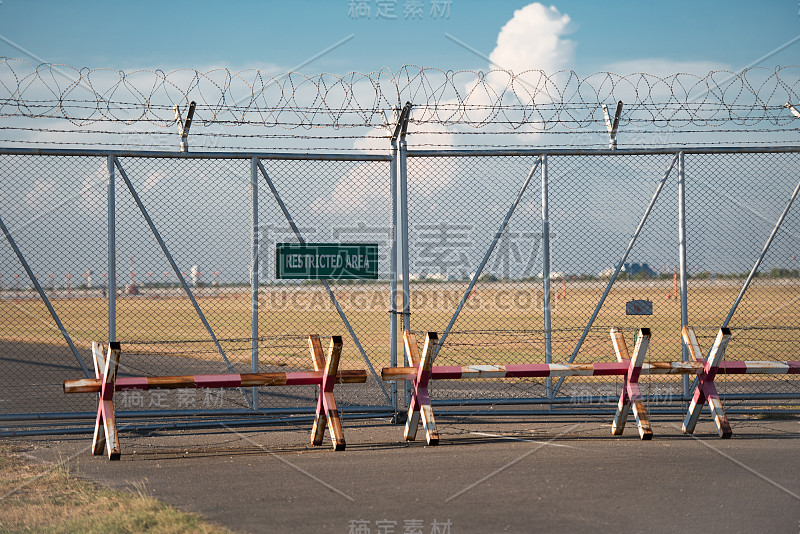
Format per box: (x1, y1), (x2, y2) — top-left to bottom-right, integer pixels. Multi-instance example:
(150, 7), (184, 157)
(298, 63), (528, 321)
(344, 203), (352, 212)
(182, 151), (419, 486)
(1, 279), (799, 371)
(0, 443), (230, 533)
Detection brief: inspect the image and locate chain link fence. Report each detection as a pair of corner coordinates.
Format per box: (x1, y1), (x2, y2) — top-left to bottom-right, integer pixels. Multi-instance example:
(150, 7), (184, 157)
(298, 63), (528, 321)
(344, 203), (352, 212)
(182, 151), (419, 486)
(1, 148), (798, 418)
(0, 152), (394, 417)
(405, 149), (800, 406)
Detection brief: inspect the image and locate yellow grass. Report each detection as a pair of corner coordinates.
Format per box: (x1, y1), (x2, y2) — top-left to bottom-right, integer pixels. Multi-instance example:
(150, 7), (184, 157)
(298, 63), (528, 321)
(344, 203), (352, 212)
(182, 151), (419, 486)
(0, 443), (231, 533)
(1, 280), (798, 369)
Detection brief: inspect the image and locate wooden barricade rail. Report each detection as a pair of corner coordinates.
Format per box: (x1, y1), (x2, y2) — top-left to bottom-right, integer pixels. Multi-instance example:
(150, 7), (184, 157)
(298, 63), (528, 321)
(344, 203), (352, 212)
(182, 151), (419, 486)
(64, 335), (364, 459)
(383, 329), (800, 444)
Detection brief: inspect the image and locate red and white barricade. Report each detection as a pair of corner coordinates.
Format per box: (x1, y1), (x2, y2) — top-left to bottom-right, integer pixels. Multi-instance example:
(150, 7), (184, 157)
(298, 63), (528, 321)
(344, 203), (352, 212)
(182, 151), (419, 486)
(64, 335), (364, 459)
(382, 328), (800, 444)
(680, 326), (800, 437)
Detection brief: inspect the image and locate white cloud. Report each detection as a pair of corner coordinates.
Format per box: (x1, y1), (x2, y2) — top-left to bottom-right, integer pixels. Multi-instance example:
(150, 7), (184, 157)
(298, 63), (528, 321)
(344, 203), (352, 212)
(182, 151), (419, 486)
(459, 3), (577, 137)
(489, 3), (575, 78)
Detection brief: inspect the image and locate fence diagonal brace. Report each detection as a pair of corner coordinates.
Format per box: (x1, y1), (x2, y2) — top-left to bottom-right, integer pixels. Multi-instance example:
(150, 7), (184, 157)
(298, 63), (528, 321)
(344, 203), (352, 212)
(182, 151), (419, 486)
(112, 157), (251, 404)
(785, 102), (800, 119)
(256, 159), (392, 406)
(0, 213), (91, 377)
(722, 177), (800, 328)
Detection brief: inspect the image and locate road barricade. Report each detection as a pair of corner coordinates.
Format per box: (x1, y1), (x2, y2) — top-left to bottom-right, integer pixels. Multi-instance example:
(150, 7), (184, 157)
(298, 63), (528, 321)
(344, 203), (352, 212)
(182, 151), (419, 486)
(64, 335), (365, 459)
(382, 328), (800, 444)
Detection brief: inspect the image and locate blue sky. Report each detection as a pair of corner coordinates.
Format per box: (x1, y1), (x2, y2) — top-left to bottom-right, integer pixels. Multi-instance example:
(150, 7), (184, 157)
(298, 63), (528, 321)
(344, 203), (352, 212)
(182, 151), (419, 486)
(1, 0), (798, 75)
(0, 1), (798, 152)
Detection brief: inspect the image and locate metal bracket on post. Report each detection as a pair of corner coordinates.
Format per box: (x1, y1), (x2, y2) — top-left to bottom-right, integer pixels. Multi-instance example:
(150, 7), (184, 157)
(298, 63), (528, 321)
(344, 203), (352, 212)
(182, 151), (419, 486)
(602, 100), (623, 149)
(174, 101), (196, 152)
(785, 102), (800, 119)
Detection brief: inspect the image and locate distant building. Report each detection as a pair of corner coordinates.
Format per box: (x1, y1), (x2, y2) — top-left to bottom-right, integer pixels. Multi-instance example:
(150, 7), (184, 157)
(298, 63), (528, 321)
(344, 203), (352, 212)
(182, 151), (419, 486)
(625, 263), (657, 278)
(409, 272), (454, 281)
(536, 272), (564, 280)
(598, 262), (657, 279)
(598, 267), (615, 278)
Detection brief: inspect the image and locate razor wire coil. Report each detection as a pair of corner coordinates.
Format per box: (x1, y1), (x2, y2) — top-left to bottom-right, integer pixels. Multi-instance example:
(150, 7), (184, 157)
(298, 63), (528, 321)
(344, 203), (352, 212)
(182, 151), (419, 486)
(2, 60), (800, 133)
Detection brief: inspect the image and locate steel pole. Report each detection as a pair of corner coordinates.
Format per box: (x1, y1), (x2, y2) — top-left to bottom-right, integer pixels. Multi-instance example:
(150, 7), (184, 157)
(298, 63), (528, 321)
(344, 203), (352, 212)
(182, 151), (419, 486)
(398, 112), (413, 408)
(3, 145), (800, 159)
(251, 157), (259, 409)
(541, 154), (552, 400)
(399, 129), (411, 339)
(678, 151), (689, 399)
(389, 133), (399, 414)
(107, 155), (116, 343)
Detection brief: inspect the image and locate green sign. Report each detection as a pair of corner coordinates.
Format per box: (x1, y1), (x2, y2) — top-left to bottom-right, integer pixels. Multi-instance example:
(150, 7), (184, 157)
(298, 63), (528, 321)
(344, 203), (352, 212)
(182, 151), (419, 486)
(276, 243), (378, 280)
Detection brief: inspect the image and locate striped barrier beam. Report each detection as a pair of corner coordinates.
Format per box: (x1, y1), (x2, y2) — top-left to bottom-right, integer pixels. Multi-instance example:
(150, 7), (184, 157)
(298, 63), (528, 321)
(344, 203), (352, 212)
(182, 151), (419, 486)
(382, 329), (800, 443)
(381, 359), (800, 380)
(64, 335), (364, 458)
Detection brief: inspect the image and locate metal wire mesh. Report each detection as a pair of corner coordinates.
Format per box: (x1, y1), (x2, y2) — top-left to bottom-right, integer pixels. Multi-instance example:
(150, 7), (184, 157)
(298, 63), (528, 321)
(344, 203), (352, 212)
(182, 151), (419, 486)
(0, 154), (106, 414)
(405, 155), (547, 400)
(255, 158), (393, 408)
(1, 148), (798, 417)
(404, 151), (800, 402)
(685, 152), (800, 397)
(0, 154), (394, 415)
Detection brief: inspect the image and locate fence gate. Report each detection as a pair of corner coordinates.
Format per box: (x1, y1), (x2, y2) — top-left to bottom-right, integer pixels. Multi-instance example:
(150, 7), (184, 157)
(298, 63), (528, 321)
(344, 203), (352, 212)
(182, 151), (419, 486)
(0, 151), (396, 418)
(1, 147), (799, 420)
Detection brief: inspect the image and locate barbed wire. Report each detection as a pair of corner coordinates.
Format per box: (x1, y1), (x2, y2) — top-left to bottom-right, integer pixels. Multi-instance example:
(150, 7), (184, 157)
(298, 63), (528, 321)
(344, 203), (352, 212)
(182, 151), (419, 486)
(2, 59), (800, 133)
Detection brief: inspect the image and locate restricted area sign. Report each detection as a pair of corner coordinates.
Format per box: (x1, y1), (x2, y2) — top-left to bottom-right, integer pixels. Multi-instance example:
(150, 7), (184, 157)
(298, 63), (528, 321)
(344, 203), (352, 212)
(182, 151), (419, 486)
(276, 243), (378, 280)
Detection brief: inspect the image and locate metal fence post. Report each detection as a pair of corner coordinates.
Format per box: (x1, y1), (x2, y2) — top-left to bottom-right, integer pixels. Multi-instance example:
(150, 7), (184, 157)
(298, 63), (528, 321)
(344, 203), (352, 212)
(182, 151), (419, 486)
(541, 154), (553, 400)
(389, 114), (401, 416)
(396, 104), (413, 407)
(399, 111), (411, 340)
(251, 156), (259, 410)
(108, 154), (116, 343)
(678, 151), (689, 399)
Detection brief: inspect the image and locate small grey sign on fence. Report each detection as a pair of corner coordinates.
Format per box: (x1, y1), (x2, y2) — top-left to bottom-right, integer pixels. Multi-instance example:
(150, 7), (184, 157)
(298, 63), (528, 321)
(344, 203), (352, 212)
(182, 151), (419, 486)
(626, 299), (653, 315)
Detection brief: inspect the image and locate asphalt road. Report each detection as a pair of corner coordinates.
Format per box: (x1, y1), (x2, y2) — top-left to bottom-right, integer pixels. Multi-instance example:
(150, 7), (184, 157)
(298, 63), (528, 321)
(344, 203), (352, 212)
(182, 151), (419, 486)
(7, 413), (800, 534)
